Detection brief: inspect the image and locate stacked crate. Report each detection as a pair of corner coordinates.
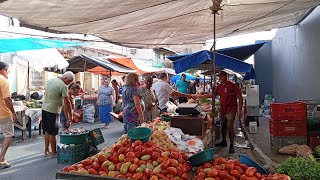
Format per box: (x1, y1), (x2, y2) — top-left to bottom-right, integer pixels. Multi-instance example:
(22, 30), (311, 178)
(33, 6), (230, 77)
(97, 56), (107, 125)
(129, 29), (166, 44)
(270, 101), (307, 151)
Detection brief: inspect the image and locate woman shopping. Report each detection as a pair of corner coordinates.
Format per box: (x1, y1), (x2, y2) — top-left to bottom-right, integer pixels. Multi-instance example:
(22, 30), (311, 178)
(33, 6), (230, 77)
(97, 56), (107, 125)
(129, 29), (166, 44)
(97, 77), (115, 128)
(138, 77), (158, 122)
(122, 73), (144, 133)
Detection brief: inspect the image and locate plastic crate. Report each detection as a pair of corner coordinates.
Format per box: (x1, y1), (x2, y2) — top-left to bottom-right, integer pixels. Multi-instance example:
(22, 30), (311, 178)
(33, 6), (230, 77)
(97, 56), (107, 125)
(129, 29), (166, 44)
(57, 142), (90, 165)
(59, 133), (88, 144)
(307, 131), (320, 151)
(270, 101), (307, 119)
(89, 128), (105, 146)
(269, 119), (307, 136)
(270, 136), (307, 152)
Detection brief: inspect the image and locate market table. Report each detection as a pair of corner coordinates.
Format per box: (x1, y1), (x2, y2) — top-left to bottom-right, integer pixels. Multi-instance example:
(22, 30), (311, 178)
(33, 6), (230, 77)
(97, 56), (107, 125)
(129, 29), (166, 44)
(56, 171), (126, 180)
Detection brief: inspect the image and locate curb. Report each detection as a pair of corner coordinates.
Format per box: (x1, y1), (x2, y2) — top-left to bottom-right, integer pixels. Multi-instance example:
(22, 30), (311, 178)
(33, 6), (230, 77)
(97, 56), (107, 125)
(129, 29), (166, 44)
(239, 119), (275, 167)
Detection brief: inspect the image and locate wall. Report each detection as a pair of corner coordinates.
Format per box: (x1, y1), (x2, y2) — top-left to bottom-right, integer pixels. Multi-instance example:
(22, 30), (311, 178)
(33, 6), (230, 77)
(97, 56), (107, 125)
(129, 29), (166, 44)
(254, 40), (272, 103)
(256, 6), (320, 102)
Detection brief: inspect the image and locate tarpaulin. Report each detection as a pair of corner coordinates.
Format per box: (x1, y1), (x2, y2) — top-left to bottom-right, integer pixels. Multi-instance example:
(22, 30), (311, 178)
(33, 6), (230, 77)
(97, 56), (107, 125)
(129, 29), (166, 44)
(216, 42), (266, 60)
(0, 37), (82, 53)
(168, 50), (256, 80)
(170, 73), (203, 84)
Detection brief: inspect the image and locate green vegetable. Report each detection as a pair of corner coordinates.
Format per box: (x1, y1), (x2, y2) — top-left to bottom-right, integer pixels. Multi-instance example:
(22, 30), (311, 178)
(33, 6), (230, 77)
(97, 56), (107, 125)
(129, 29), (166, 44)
(276, 157), (320, 180)
(315, 145), (320, 158)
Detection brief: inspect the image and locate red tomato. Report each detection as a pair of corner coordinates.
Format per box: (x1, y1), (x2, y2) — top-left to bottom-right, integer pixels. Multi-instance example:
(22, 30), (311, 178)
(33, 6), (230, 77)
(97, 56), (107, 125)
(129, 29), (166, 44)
(167, 167), (178, 175)
(113, 144), (123, 151)
(124, 157), (134, 163)
(63, 167), (69, 172)
(117, 147), (126, 154)
(134, 140), (143, 146)
(156, 173), (166, 179)
(212, 158), (219, 166)
(203, 162), (212, 168)
(245, 167), (257, 177)
(129, 163), (139, 173)
(132, 172), (144, 180)
(98, 154), (108, 164)
(135, 152), (143, 158)
(235, 160), (242, 166)
(149, 175), (159, 180)
(161, 160), (170, 169)
(235, 166), (245, 174)
(126, 151), (135, 158)
(241, 164), (249, 171)
(142, 149), (150, 155)
(125, 172), (133, 178)
(88, 168), (98, 175)
(91, 162), (100, 170)
(226, 160), (236, 171)
(137, 160), (146, 165)
(198, 171), (206, 178)
(170, 152), (179, 160)
(181, 164), (191, 173)
(144, 168), (153, 177)
(169, 159), (179, 167)
(116, 174), (126, 178)
(181, 173), (189, 180)
(116, 163), (123, 171)
(81, 158), (93, 166)
(100, 165), (108, 172)
(219, 170), (229, 179)
(255, 172), (262, 179)
(218, 157), (227, 165)
(208, 169), (219, 177)
(230, 169), (241, 179)
(152, 152), (161, 161)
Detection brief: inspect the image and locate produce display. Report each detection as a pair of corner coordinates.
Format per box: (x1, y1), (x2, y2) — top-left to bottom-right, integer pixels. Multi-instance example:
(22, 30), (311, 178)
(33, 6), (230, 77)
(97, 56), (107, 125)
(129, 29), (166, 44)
(62, 137), (192, 179)
(195, 157), (291, 180)
(276, 157), (320, 180)
(150, 130), (178, 151)
(24, 99), (42, 108)
(141, 118), (170, 131)
(60, 128), (88, 135)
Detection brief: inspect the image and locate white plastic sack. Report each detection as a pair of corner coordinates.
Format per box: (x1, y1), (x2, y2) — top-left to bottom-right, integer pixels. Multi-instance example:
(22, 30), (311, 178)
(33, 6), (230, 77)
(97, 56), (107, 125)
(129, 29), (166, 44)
(165, 101), (177, 113)
(83, 104), (95, 123)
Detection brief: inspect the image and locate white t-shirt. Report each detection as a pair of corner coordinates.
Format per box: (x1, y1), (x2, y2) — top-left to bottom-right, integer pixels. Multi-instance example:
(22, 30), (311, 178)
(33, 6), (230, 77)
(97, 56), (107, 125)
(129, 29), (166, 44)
(152, 79), (174, 110)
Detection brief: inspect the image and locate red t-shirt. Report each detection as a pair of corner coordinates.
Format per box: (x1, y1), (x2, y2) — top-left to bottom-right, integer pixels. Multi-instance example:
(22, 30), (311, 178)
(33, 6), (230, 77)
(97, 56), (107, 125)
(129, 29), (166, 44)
(215, 81), (241, 113)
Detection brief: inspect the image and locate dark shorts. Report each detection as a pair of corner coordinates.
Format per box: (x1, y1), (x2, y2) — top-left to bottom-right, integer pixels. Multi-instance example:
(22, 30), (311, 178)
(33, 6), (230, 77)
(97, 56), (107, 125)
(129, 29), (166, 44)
(60, 111), (69, 129)
(42, 110), (59, 136)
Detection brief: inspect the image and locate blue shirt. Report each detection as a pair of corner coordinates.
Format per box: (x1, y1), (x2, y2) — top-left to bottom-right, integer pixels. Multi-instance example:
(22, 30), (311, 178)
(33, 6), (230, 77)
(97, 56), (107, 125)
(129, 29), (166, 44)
(176, 80), (189, 94)
(98, 86), (114, 105)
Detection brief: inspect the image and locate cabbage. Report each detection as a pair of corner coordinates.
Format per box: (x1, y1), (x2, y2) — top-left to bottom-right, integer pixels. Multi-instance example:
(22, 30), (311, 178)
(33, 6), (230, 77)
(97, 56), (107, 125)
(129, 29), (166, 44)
(315, 145), (320, 158)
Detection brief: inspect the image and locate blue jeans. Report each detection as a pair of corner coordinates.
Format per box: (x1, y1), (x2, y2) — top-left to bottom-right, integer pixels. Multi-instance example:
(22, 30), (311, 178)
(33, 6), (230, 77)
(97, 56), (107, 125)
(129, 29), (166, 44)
(60, 111), (68, 128)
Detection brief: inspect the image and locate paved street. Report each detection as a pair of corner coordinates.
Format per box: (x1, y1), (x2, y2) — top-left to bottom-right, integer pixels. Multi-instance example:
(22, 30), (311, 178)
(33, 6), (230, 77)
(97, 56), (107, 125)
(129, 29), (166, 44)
(0, 120), (124, 180)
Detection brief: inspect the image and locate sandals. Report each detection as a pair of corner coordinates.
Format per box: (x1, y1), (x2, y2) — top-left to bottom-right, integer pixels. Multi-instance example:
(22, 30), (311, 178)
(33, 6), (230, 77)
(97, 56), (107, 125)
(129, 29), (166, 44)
(0, 160), (11, 169)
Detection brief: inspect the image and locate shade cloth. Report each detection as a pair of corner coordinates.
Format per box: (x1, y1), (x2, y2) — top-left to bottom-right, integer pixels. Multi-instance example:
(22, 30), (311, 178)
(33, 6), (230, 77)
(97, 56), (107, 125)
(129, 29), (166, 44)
(170, 73), (201, 84)
(0, 1), (317, 47)
(0, 37), (82, 53)
(168, 50), (256, 80)
(216, 42), (266, 60)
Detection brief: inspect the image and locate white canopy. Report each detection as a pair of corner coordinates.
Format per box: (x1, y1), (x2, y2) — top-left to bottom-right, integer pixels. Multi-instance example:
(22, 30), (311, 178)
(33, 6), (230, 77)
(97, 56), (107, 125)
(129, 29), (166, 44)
(0, 0), (318, 47)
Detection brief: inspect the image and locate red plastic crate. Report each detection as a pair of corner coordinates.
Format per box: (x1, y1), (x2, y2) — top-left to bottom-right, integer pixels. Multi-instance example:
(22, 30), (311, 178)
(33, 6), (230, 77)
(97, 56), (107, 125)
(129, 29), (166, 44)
(271, 101), (307, 119)
(270, 119), (307, 136)
(307, 131), (320, 151)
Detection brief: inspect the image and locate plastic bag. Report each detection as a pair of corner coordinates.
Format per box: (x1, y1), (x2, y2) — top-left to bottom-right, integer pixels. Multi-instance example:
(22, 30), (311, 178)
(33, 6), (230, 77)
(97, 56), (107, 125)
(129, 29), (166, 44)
(165, 101), (177, 113)
(83, 104), (95, 123)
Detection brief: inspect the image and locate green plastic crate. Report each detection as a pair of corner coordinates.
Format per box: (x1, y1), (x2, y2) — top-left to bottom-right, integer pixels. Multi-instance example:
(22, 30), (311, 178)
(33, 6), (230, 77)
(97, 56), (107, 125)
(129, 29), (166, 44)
(59, 133), (88, 144)
(89, 128), (105, 146)
(57, 142), (90, 165)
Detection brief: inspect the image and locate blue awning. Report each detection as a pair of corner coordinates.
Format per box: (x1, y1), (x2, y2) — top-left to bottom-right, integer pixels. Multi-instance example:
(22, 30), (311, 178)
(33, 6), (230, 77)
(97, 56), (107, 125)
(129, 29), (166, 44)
(170, 73), (203, 84)
(216, 41), (266, 60)
(167, 50), (256, 80)
(0, 37), (82, 53)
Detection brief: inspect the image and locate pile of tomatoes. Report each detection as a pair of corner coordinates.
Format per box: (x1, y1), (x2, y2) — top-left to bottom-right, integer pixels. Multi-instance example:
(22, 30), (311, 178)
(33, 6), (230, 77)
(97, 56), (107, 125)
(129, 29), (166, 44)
(62, 138), (192, 180)
(195, 157), (291, 180)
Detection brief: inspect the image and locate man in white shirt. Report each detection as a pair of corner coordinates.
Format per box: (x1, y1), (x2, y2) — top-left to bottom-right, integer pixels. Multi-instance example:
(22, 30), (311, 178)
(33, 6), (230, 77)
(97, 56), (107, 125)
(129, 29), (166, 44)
(152, 72), (192, 113)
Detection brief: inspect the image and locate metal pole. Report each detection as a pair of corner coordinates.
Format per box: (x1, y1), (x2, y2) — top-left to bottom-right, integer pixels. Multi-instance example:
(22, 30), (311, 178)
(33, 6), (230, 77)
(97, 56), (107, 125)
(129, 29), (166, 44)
(211, 13), (217, 147)
(83, 60), (87, 91)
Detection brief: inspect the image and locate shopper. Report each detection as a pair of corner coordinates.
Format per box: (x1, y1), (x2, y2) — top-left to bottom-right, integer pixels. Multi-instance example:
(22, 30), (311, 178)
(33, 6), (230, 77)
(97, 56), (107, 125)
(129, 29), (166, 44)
(60, 83), (81, 130)
(96, 77), (115, 129)
(138, 77), (158, 122)
(122, 73), (144, 133)
(111, 79), (120, 104)
(175, 73), (189, 103)
(196, 70), (243, 153)
(0, 62), (17, 168)
(152, 72), (192, 114)
(42, 71), (74, 157)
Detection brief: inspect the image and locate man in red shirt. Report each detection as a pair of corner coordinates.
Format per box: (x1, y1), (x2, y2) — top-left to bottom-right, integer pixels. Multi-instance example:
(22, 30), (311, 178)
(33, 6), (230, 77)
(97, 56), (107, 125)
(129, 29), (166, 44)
(196, 70), (243, 153)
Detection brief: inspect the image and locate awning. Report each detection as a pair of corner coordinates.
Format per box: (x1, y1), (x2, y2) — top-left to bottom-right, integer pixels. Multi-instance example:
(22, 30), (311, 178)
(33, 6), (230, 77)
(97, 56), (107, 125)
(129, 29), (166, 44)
(216, 42), (266, 60)
(107, 56), (163, 75)
(0, 1), (317, 47)
(168, 50), (256, 80)
(170, 73), (202, 84)
(66, 55), (136, 74)
(0, 37), (82, 53)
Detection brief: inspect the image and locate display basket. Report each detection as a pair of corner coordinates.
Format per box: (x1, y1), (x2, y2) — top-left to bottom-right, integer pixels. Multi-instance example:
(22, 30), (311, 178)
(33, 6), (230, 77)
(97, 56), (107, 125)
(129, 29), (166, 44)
(88, 128), (105, 146)
(60, 133), (88, 144)
(57, 142), (90, 165)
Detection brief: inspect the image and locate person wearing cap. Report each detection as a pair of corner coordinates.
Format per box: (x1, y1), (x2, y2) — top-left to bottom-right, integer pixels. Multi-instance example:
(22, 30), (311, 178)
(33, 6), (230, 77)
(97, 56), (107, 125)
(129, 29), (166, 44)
(195, 70), (243, 153)
(175, 73), (190, 103)
(0, 62), (17, 168)
(152, 72), (192, 114)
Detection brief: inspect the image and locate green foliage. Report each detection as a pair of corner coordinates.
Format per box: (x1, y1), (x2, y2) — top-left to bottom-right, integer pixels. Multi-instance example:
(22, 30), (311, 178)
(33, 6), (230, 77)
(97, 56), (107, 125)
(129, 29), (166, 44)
(315, 145), (320, 158)
(276, 157), (320, 180)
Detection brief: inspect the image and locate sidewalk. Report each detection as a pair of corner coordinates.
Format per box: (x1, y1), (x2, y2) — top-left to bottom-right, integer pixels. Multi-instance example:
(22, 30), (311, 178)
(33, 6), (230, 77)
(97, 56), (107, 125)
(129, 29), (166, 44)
(241, 117), (290, 167)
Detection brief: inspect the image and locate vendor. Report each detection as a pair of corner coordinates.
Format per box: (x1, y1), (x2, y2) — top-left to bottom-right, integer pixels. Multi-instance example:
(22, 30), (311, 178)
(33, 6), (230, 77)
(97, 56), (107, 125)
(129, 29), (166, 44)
(152, 72), (192, 114)
(60, 83), (81, 130)
(175, 73), (190, 103)
(194, 70), (243, 153)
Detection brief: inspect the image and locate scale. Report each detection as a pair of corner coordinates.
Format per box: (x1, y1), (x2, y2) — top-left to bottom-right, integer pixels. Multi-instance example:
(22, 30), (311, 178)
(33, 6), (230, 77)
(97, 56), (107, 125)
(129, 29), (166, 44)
(175, 103), (202, 115)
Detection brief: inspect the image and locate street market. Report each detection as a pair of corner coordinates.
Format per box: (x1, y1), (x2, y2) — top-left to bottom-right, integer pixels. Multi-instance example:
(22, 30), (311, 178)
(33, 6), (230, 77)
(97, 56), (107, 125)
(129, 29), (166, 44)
(0, 1), (320, 180)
